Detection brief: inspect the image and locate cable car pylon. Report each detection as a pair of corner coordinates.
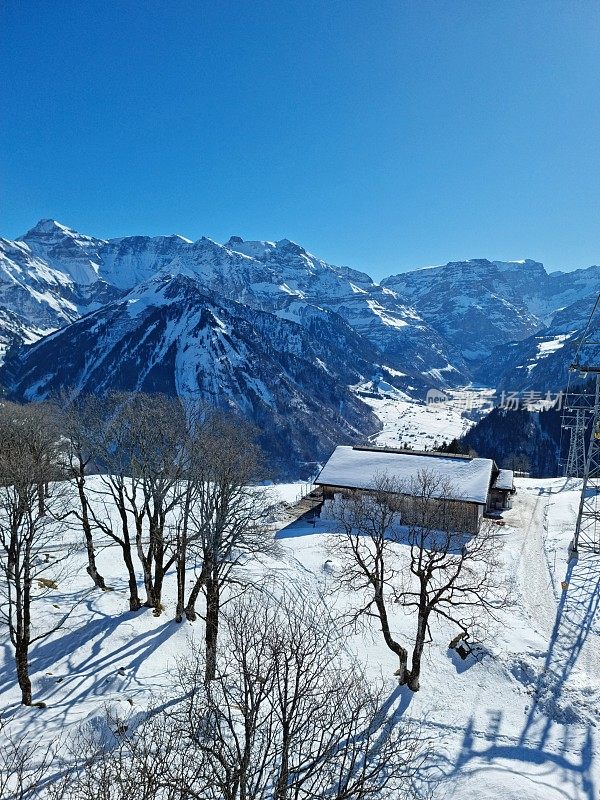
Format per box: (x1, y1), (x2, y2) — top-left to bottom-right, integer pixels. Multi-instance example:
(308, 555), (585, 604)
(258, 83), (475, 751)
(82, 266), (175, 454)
(567, 293), (600, 555)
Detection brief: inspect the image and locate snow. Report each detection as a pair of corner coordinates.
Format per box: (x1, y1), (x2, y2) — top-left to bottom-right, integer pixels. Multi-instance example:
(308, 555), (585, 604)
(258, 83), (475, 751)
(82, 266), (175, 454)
(493, 468), (514, 490)
(360, 386), (496, 450)
(1, 476), (598, 800)
(315, 445), (493, 504)
(366, 299), (409, 328)
(536, 333), (571, 358)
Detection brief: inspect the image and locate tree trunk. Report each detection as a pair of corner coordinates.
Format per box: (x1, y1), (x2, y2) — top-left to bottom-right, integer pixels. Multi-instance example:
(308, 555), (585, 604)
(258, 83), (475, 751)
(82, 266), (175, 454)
(185, 563), (207, 621)
(76, 474), (107, 590)
(16, 567), (33, 706)
(407, 610), (428, 692)
(374, 587), (409, 684)
(152, 532), (165, 615)
(175, 548), (186, 623)
(85, 553), (107, 591)
(114, 498), (141, 611)
(175, 491), (190, 623)
(121, 541), (141, 611)
(204, 578), (219, 682)
(37, 484), (45, 517)
(135, 515), (156, 609)
(15, 640), (32, 706)
(275, 730), (290, 800)
(141, 558), (156, 609)
(395, 648), (409, 685)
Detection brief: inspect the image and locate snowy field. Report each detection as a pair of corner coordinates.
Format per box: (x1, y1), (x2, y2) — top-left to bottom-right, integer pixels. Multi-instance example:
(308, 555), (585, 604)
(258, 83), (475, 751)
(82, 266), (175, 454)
(361, 387), (496, 450)
(1, 477), (599, 799)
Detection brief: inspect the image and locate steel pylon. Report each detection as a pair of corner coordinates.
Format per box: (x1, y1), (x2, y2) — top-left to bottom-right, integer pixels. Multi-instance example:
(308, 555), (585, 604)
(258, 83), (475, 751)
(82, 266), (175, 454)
(564, 408), (587, 478)
(572, 375), (600, 554)
(569, 293), (600, 555)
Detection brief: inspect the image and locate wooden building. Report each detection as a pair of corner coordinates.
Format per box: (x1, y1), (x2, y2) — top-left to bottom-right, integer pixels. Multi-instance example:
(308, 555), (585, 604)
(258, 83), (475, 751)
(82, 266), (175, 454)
(314, 445), (515, 534)
(488, 468), (516, 510)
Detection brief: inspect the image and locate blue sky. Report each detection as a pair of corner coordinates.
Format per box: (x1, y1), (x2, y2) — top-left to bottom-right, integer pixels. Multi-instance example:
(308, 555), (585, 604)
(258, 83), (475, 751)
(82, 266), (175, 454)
(2, 1), (600, 280)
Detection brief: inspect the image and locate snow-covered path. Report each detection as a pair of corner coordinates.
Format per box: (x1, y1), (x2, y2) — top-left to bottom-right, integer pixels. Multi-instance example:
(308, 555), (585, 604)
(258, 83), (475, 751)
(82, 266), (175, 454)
(441, 480), (599, 800)
(509, 486), (556, 637)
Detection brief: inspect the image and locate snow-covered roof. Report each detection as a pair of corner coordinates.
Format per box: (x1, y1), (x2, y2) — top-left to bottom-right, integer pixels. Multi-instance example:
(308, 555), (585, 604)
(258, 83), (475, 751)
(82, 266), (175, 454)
(493, 469), (515, 491)
(315, 446), (494, 505)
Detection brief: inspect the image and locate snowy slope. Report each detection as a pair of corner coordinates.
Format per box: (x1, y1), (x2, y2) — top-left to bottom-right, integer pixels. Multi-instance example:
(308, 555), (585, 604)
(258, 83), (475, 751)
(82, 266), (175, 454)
(0, 235), (120, 359)
(0, 476), (597, 800)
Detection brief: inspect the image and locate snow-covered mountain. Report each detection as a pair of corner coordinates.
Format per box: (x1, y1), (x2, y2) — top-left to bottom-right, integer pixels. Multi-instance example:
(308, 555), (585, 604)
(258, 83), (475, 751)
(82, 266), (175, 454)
(93, 230), (466, 384)
(0, 220), (466, 389)
(3, 218), (600, 471)
(475, 294), (597, 392)
(19, 218), (105, 284)
(221, 237), (466, 384)
(383, 258), (600, 389)
(2, 270), (384, 475)
(0, 231), (119, 360)
(382, 259), (548, 367)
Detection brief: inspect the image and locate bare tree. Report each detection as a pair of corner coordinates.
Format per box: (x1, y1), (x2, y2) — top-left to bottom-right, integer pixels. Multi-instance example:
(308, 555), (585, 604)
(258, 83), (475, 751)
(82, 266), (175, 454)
(0, 402), (73, 705)
(53, 394), (107, 590)
(181, 412), (273, 681)
(78, 392), (186, 613)
(328, 471), (505, 691)
(0, 717), (55, 799)
(119, 393), (186, 614)
(69, 392), (142, 611)
(46, 709), (196, 800)
(326, 475), (410, 681)
(172, 587), (423, 799)
(394, 471), (505, 691)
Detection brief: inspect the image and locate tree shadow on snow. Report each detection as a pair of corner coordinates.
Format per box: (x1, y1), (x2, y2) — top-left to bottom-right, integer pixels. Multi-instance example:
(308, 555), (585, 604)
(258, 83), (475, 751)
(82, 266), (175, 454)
(438, 550), (600, 800)
(1, 596), (182, 734)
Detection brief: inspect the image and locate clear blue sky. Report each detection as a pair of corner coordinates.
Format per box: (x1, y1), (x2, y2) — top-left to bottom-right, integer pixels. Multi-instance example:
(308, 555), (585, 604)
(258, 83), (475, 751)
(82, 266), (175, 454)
(2, 1), (600, 279)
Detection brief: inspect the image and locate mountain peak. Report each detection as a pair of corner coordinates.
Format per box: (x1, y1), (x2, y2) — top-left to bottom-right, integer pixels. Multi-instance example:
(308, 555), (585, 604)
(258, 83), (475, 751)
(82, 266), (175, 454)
(224, 237), (276, 259)
(275, 238), (307, 256)
(24, 219), (79, 238)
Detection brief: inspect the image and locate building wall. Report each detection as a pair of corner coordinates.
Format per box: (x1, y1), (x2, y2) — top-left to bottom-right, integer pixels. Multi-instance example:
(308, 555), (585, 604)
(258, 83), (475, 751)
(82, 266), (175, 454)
(319, 485), (483, 534)
(488, 488), (513, 510)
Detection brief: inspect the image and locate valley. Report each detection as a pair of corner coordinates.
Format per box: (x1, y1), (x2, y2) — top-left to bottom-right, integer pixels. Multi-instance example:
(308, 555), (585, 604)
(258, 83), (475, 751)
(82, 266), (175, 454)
(360, 385), (496, 451)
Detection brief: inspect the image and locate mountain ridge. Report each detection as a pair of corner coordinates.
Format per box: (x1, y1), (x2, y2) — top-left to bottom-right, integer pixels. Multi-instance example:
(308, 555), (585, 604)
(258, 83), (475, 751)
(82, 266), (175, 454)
(1, 218), (600, 474)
